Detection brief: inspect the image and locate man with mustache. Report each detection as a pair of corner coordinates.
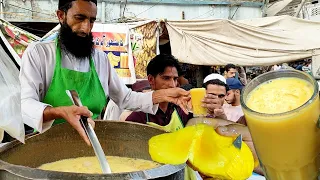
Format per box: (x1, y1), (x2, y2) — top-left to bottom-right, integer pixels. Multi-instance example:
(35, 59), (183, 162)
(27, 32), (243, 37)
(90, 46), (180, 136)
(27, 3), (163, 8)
(19, 0), (190, 145)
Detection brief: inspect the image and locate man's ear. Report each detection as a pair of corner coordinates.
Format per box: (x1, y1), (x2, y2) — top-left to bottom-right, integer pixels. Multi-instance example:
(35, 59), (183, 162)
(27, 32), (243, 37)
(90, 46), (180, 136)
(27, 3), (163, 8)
(56, 10), (66, 24)
(148, 75), (155, 86)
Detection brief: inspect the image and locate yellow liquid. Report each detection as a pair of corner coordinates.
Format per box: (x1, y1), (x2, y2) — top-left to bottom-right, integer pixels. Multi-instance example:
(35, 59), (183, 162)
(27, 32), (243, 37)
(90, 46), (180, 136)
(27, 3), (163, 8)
(245, 77), (320, 180)
(190, 88), (207, 116)
(38, 156), (161, 174)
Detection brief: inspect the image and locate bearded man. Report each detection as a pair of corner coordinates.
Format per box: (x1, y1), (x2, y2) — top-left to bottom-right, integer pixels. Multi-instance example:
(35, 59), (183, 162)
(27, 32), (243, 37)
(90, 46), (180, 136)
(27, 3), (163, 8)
(20, 0), (190, 145)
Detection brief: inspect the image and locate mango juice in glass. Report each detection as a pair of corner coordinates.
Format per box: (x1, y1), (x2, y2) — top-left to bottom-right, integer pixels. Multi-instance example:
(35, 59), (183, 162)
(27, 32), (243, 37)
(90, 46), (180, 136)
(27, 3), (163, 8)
(190, 88), (207, 117)
(241, 70), (320, 180)
(120, 53), (129, 68)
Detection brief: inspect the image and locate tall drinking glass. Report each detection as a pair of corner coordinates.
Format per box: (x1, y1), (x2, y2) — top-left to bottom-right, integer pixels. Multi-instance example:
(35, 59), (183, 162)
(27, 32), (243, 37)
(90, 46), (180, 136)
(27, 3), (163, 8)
(190, 88), (207, 117)
(240, 70), (320, 180)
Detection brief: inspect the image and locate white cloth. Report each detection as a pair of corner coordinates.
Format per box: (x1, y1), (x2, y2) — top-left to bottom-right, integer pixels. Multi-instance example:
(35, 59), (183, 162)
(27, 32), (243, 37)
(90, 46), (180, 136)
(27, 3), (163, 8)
(223, 104), (244, 122)
(20, 40), (158, 133)
(103, 100), (123, 120)
(166, 16), (320, 66)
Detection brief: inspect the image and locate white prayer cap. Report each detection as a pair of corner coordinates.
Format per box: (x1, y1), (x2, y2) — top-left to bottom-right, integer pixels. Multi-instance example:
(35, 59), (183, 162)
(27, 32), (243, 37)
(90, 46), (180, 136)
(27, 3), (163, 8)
(203, 73), (226, 84)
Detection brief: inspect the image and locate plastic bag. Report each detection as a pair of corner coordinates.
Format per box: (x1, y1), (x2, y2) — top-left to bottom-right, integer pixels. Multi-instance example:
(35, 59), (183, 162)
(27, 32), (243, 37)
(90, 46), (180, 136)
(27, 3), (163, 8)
(0, 40), (25, 143)
(0, 86), (25, 143)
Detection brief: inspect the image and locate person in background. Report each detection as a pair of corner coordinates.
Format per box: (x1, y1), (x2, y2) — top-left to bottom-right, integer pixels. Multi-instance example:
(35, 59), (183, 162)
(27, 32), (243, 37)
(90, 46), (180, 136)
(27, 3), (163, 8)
(125, 59), (227, 128)
(302, 60), (312, 75)
(180, 84), (193, 91)
(203, 79), (229, 120)
(224, 64), (237, 79)
(295, 62), (304, 71)
(104, 80), (151, 120)
(224, 78), (244, 122)
(236, 66), (247, 85)
(125, 54), (193, 128)
(177, 70), (189, 87)
(272, 64), (281, 71)
(280, 63), (293, 70)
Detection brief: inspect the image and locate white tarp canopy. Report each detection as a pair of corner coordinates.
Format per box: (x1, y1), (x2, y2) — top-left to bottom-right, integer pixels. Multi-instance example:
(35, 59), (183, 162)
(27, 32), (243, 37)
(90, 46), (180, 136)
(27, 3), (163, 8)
(166, 15), (320, 66)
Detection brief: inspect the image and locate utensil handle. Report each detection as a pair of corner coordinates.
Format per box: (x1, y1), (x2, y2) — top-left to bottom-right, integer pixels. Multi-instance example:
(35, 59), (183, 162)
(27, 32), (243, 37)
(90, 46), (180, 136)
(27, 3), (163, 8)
(79, 116), (112, 174)
(66, 90), (111, 174)
(88, 124), (112, 174)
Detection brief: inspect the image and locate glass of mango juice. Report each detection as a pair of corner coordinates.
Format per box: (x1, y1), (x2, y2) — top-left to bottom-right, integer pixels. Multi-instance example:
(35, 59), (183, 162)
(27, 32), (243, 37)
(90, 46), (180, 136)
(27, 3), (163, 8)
(190, 88), (207, 117)
(240, 70), (320, 180)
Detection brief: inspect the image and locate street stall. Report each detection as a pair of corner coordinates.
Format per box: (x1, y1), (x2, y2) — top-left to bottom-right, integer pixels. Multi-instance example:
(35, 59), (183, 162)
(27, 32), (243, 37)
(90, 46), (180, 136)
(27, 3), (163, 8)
(1, 15), (320, 180)
(166, 15), (320, 66)
(164, 15), (320, 85)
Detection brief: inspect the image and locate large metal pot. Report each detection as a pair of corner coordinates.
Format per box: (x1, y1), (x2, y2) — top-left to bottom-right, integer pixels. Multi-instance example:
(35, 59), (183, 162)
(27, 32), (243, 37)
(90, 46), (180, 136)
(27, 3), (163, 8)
(0, 121), (185, 180)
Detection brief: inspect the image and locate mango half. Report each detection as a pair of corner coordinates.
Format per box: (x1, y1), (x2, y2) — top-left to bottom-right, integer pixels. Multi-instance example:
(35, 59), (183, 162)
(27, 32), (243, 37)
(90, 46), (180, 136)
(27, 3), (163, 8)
(148, 124), (254, 180)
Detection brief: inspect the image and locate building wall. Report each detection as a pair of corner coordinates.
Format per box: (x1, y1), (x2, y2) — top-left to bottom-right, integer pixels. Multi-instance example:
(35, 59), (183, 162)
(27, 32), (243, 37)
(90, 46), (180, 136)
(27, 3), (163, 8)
(303, 2), (320, 21)
(2, 0), (263, 22)
(117, 4), (262, 20)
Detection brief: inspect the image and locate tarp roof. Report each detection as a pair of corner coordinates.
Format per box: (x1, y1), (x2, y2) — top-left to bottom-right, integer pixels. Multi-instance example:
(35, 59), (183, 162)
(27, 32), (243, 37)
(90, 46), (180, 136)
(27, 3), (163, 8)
(166, 15), (320, 66)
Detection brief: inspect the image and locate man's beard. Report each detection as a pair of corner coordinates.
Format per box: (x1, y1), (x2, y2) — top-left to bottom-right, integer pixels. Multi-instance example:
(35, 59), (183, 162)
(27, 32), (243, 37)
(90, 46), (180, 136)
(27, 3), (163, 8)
(58, 23), (94, 58)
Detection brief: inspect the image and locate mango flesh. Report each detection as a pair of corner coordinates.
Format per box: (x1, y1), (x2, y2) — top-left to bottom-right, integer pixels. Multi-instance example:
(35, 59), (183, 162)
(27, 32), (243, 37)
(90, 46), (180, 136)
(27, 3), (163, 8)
(148, 125), (197, 165)
(148, 124), (254, 180)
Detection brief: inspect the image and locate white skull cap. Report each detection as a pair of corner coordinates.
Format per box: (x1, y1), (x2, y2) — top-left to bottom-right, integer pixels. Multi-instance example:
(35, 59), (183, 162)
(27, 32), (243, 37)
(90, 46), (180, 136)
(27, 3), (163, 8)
(203, 73), (226, 84)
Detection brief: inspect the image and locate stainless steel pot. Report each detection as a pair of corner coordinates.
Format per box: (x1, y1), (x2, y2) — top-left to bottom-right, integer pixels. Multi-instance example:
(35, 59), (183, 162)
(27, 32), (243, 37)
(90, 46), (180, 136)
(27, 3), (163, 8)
(0, 121), (185, 180)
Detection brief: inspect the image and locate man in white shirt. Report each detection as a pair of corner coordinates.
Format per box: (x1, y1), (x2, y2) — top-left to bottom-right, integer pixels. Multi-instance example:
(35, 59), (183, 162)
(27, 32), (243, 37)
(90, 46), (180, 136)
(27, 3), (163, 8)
(302, 61), (312, 75)
(20, 0), (189, 145)
(202, 74), (229, 120)
(224, 78), (244, 122)
(104, 80), (151, 120)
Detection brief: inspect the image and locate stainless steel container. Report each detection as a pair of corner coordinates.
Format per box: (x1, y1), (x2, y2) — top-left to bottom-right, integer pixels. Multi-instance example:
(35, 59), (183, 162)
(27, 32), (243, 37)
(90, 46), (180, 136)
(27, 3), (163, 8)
(0, 121), (185, 180)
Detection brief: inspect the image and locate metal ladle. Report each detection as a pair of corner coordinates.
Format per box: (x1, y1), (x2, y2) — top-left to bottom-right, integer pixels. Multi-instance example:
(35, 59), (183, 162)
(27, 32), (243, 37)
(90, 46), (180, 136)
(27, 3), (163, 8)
(66, 90), (112, 174)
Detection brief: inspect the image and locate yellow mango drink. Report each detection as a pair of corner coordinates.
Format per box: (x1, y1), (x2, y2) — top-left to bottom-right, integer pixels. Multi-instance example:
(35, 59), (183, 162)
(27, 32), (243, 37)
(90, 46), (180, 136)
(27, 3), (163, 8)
(241, 70), (320, 180)
(190, 88), (207, 117)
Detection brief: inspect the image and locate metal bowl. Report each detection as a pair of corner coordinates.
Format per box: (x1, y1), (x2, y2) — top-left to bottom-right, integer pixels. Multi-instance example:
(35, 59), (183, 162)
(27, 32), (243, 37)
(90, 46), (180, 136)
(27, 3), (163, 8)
(0, 121), (185, 180)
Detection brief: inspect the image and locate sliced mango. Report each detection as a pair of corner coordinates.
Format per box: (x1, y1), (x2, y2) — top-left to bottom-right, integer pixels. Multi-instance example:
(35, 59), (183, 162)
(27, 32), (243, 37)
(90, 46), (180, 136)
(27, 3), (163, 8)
(148, 124), (254, 180)
(149, 125), (197, 165)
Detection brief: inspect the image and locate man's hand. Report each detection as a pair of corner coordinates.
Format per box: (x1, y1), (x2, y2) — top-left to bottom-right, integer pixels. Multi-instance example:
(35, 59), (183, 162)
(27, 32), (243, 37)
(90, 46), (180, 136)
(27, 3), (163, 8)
(187, 118), (263, 177)
(216, 124), (263, 175)
(152, 88), (190, 114)
(201, 94), (227, 120)
(43, 105), (95, 146)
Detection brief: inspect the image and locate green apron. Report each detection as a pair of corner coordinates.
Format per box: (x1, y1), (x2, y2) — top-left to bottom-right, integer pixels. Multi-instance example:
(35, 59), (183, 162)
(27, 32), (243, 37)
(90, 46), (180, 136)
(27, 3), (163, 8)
(42, 39), (107, 126)
(146, 108), (198, 180)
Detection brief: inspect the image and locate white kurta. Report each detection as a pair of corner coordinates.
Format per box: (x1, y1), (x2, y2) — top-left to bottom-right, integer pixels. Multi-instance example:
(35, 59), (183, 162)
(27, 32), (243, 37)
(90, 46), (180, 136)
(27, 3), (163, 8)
(20, 40), (158, 133)
(103, 100), (123, 120)
(222, 104), (244, 122)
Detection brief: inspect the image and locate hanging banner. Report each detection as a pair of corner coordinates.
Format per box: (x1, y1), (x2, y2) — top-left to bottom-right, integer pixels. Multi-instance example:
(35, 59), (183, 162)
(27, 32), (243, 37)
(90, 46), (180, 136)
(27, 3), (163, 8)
(130, 21), (158, 79)
(92, 23), (136, 84)
(0, 19), (40, 66)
